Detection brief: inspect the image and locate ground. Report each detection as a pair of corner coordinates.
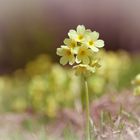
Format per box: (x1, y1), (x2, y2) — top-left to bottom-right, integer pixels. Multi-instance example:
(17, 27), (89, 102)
(0, 90), (140, 140)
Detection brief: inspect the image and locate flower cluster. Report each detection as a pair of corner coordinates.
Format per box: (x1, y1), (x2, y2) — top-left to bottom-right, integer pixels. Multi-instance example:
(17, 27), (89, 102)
(132, 74), (140, 96)
(57, 25), (104, 77)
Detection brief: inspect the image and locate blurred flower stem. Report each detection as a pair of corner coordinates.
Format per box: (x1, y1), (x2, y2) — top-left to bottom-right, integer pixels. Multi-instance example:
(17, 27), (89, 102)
(84, 78), (90, 140)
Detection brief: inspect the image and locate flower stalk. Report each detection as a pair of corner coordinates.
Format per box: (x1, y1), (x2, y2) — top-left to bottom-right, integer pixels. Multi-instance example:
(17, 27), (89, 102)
(85, 79), (90, 140)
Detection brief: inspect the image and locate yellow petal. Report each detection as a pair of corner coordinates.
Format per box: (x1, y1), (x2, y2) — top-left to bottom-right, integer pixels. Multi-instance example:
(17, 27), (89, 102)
(90, 31), (99, 41)
(95, 40), (104, 48)
(68, 30), (77, 39)
(77, 25), (86, 34)
(64, 38), (71, 46)
(83, 57), (90, 64)
(60, 57), (68, 65)
(56, 48), (64, 56)
(91, 47), (99, 52)
(69, 56), (75, 65)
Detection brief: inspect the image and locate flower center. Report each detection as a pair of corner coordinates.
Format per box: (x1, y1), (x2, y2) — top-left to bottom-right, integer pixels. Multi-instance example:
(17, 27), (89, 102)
(70, 42), (76, 48)
(66, 50), (71, 56)
(80, 50), (85, 55)
(89, 40), (94, 46)
(78, 35), (83, 40)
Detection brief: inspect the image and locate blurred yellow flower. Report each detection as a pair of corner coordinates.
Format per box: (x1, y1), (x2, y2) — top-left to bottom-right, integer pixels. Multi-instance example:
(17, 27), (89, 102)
(91, 59), (101, 69)
(134, 86), (140, 96)
(73, 64), (95, 77)
(56, 46), (75, 65)
(132, 74), (140, 86)
(132, 74), (140, 96)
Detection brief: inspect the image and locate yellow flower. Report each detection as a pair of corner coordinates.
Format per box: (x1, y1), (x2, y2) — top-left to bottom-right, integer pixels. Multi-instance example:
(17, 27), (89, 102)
(56, 25), (105, 77)
(64, 38), (77, 49)
(84, 31), (104, 52)
(134, 86), (140, 96)
(73, 64), (95, 77)
(132, 74), (140, 86)
(63, 38), (78, 53)
(68, 25), (87, 42)
(56, 46), (75, 65)
(91, 59), (101, 69)
(76, 46), (93, 64)
(132, 74), (140, 96)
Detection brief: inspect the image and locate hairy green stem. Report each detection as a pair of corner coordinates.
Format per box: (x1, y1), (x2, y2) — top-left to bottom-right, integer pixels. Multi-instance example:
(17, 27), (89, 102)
(85, 80), (90, 140)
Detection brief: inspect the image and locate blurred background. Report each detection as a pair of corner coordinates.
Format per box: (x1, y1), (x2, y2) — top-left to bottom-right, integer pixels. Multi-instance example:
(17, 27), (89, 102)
(0, 0), (140, 73)
(0, 0), (140, 139)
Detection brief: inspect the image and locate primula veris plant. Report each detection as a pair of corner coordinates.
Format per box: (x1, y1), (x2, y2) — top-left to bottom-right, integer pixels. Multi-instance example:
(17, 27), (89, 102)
(132, 74), (140, 96)
(57, 25), (104, 140)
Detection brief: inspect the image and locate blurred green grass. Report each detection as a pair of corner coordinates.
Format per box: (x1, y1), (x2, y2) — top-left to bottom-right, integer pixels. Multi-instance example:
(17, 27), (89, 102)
(0, 54), (80, 116)
(0, 50), (139, 117)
